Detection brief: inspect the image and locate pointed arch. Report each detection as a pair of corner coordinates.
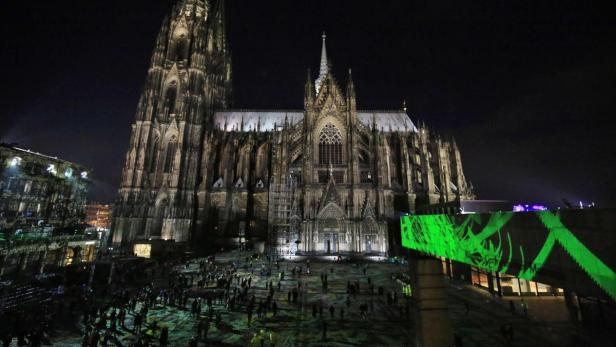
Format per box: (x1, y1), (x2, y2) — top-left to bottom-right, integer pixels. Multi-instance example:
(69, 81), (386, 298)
(148, 134), (160, 173)
(171, 24), (189, 62)
(363, 215), (378, 234)
(163, 135), (178, 173)
(318, 122), (343, 165)
(317, 202), (345, 220)
(164, 80), (179, 116)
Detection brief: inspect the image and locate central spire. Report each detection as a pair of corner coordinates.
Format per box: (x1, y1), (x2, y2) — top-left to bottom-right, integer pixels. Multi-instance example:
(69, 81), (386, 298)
(315, 32), (329, 94)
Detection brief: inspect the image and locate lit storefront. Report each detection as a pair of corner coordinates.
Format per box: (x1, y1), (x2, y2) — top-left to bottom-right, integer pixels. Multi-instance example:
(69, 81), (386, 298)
(469, 266), (563, 296)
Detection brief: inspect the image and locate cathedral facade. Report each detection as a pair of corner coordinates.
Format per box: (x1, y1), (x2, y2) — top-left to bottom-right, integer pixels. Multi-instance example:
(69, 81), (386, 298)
(111, 0), (475, 256)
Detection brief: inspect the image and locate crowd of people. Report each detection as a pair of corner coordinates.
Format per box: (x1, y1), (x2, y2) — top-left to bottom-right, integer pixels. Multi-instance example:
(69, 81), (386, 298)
(0, 251), (413, 346)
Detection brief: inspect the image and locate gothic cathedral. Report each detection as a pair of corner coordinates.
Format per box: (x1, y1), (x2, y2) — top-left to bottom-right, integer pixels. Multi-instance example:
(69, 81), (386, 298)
(112, 0), (475, 256)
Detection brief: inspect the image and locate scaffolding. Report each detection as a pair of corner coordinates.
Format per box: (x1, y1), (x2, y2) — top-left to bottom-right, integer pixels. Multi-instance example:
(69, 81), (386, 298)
(267, 172), (298, 256)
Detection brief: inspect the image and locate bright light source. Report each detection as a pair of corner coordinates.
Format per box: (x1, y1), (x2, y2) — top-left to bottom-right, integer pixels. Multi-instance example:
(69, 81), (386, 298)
(10, 157), (22, 167)
(81, 171), (88, 179)
(134, 244), (152, 258)
(64, 167), (73, 178)
(513, 203), (547, 212)
(47, 164), (57, 175)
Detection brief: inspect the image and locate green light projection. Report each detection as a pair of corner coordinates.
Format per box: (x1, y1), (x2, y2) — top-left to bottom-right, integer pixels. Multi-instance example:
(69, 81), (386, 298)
(401, 211), (616, 300)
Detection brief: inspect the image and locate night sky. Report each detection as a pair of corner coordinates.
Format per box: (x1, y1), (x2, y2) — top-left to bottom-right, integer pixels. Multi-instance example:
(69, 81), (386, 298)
(2, 0), (615, 208)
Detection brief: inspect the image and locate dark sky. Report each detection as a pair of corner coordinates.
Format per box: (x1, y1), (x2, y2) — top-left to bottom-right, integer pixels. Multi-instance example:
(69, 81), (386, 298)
(1, 0), (615, 207)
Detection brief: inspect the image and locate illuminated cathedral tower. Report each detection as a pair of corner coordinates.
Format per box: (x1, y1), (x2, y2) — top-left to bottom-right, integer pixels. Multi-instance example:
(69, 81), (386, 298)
(112, 0), (231, 245)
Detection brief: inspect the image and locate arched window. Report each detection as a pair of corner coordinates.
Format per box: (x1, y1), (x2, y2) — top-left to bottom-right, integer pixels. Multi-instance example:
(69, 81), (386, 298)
(164, 81), (178, 116)
(163, 136), (177, 173)
(176, 37), (187, 62)
(148, 137), (159, 173)
(319, 123), (343, 165)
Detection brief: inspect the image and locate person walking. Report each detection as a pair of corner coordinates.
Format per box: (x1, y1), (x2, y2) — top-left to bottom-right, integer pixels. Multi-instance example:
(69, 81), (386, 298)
(133, 314), (142, 333)
(507, 325), (514, 341)
(159, 327), (168, 347)
(321, 320), (327, 341)
(500, 324), (507, 341)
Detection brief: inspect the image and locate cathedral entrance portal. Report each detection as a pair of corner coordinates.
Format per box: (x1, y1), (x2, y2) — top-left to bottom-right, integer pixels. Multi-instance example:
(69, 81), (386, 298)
(316, 202), (345, 255)
(323, 230), (338, 253)
(365, 234), (374, 253)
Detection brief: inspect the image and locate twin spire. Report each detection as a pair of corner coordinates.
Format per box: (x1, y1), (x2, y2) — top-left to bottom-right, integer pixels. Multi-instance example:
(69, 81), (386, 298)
(314, 32), (329, 94)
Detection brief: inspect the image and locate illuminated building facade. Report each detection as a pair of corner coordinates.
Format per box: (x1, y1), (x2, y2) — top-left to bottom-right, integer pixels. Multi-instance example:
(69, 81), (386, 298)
(0, 144), (95, 276)
(112, 0), (475, 256)
(0, 144), (90, 234)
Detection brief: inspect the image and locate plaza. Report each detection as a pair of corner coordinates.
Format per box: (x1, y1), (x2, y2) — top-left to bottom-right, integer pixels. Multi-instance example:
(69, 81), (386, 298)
(36, 250), (608, 347)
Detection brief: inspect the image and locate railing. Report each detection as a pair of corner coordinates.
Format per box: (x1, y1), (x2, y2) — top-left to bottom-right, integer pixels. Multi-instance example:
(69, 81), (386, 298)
(0, 233), (98, 250)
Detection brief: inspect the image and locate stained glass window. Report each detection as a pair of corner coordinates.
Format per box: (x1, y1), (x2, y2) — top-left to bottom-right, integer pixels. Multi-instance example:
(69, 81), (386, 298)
(319, 123), (343, 165)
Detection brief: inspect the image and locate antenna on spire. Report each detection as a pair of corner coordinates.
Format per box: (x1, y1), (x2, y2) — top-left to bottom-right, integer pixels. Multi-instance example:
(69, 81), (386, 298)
(402, 99), (407, 112)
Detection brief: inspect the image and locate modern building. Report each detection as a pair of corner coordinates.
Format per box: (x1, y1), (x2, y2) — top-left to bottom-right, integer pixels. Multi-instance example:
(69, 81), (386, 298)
(112, 0), (475, 256)
(0, 143), (95, 276)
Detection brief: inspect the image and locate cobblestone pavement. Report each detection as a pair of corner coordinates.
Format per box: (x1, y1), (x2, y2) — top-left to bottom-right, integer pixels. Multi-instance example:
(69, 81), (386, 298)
(49, 250), (614, 347)
(52, 251), (414, 347)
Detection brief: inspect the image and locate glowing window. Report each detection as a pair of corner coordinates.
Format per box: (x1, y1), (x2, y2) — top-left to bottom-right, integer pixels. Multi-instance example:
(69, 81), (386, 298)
(10, 157), (22, 167)
(133, 243), (152, 258)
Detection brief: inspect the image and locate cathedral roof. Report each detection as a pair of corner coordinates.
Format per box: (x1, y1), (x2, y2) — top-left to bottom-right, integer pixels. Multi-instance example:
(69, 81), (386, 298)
(214, 110), (417, 132)
(357, 111), (419, 132)
(214, 110), (303, 131)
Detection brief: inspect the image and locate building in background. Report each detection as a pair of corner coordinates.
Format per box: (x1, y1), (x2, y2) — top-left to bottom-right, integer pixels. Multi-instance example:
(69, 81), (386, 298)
(112, 0), (476, 256)
(0, 144), (91, 234)
(85, 202), (113, 231)
(0, 144), (96, 276)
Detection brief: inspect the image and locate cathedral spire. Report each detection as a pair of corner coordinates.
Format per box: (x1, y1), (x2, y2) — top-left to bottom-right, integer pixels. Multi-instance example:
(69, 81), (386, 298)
(315, 32), (329, 94)
(215, 0), (228, 53)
